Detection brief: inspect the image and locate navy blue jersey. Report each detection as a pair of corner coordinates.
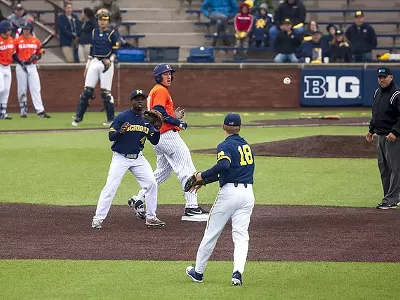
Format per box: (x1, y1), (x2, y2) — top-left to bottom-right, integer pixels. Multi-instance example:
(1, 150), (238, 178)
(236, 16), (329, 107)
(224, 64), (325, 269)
(109, 109), (160, 155)
(216, 134), (255, 187)
(90, 28), (119, 58)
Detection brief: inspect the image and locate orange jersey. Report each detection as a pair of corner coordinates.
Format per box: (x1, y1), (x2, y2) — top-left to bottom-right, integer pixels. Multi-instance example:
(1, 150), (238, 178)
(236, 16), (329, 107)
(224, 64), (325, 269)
(0, 36), (14, 66)
(148, 84), (180, 134)
(14, 35), (43, 63)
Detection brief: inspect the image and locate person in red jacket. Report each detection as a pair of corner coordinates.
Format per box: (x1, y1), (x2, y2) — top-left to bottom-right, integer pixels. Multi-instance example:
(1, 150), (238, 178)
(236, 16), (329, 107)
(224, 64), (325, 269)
(233, 1), (254, 59)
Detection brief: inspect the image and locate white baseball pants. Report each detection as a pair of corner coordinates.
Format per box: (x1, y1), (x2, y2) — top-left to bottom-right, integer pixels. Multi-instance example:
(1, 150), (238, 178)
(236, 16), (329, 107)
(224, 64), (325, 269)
(16, 64), (45, 114)
(194, 184), (254, 274)
(85, 57), (114, 90)
(0, 65), (11, 115)
(95, 152), (158, 220)
(135, 130), (199, 208)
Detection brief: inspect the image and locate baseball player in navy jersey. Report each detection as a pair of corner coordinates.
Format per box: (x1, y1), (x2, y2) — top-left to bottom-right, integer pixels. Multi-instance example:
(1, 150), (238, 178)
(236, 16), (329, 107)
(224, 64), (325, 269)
(92, 89), (165, 229)
(128, 63), (208, 219)
(186, 113), (255, 286)
(72, 10), (118, 127)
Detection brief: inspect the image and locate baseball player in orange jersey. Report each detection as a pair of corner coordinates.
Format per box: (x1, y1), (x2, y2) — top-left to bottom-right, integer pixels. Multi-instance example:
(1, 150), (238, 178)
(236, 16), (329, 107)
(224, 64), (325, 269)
(129, 63), (209, 219)
(0, 20), (26, 120)
(14, 21), (50, 118)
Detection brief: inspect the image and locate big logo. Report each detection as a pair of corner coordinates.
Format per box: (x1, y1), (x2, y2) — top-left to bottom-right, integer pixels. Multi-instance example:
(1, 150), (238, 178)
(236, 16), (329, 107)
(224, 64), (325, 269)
(304, 76), (360, 99)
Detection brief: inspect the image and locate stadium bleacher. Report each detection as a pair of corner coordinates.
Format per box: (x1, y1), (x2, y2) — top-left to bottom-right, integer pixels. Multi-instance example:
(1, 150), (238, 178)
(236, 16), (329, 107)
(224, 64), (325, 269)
(3, 0), (400, 62)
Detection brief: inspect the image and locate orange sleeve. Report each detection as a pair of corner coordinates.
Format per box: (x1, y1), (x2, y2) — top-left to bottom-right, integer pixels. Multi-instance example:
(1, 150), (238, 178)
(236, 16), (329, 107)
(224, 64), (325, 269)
(36, 38), (43, 54)
(151, 87), (169, 108)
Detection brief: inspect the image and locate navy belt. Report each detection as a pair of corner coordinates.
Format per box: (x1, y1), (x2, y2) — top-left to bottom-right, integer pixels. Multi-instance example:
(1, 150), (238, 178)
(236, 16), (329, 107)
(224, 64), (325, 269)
(123, 153), (139, 159)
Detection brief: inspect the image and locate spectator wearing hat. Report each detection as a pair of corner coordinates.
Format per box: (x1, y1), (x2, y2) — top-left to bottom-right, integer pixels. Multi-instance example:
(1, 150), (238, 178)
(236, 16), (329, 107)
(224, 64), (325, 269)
(269, 0), (306, 48)
(233, 1), (254, 58)
(57, 1), (82, 63)
(299, 30), (329, 63)
(7, 4), (31, 37)
(201, 0), (238, 47)
(367, 67), (400, 209)
(345, 11), (377, 62)
(274, 18), (301, 62)
(251, 3), (273, 47)
(329, 29), (352, 63)
(325, 23), (338, 45)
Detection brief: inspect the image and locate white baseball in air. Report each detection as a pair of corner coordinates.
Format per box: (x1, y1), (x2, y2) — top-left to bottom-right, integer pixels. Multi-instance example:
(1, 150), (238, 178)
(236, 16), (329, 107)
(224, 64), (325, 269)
(283, 77), (291, 85)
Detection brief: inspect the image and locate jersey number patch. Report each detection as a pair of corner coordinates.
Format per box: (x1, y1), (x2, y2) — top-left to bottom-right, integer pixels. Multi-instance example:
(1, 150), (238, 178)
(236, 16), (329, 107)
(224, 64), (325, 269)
(238, 145), (253, 166)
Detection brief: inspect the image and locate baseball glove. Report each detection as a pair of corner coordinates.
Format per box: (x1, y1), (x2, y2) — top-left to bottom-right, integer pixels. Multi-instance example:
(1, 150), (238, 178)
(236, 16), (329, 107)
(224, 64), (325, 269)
(143, 110), (164, 130)
(102, 58), (111, 73)
(184, 172), (204, 193)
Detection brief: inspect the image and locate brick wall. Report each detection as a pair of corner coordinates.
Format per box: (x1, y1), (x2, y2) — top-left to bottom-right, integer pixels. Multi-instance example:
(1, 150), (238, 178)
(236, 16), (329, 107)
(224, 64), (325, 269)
(7, 65), (301, 112)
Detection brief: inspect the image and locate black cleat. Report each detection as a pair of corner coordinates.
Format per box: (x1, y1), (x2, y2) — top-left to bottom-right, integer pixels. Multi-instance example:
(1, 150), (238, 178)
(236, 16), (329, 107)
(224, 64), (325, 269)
(185, 206), (209, 216)
(37, 111), (51, 118)
(0, 113), (12, 120)
(376, 202), (397, 209)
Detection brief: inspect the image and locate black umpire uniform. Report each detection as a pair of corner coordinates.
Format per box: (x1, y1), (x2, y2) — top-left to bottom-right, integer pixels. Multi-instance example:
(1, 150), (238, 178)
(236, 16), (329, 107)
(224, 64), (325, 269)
(368, 67), (400, 209)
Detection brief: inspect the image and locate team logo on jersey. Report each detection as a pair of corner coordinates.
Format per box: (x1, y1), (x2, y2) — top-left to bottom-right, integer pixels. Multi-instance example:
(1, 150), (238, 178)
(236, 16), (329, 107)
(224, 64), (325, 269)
(0, 44), (13, 50)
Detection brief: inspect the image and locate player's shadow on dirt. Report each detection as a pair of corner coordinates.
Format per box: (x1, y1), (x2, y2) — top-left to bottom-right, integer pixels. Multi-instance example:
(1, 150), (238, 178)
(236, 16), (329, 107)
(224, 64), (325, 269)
(194, 135), (377, 158)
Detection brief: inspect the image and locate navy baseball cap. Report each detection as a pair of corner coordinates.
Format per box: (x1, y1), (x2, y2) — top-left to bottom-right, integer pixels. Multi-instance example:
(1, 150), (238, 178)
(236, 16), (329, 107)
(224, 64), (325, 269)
(377, 67), (392, 77)
(335, 29), (344, 36)
(224, 113), (241, 126)
(130, 89), (148, 99)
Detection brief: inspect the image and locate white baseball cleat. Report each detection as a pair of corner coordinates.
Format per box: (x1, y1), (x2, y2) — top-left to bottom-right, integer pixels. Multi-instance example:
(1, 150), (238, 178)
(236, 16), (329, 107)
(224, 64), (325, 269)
(91, 218), (103, 229)
(72, 121), (79, 126)
(103, 121), (112, 126)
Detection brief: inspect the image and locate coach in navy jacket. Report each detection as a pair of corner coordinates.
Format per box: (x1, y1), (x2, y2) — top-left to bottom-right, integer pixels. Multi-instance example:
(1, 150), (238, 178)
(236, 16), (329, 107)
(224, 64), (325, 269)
(57, 2), (82, 62)
(345, 11), (377, 62)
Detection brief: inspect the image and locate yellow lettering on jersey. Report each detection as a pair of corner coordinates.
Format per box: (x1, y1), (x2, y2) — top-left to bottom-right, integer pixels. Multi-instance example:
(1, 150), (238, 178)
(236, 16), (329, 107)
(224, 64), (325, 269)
(126, 125), (149, 134)
(217, 150), (231, 162)
(140, 136), (146, 145)
(238, 145), (253, 166)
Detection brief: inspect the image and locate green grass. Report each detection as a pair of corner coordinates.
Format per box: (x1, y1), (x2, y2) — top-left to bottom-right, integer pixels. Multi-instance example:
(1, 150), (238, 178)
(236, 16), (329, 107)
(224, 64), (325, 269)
(1, 260), (399, 300)
(0, 110), (370, 130)
(0, 126), (381, 207)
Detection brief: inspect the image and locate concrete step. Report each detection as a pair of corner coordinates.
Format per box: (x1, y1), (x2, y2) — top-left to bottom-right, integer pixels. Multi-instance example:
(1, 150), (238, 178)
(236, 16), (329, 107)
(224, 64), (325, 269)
(125, 32), (206, 47)
(125, 20), (202, 33)
(121, 8), (183, 20)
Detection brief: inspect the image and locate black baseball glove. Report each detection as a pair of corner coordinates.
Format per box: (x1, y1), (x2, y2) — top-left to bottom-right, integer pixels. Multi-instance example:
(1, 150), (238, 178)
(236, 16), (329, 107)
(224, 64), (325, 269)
(143, 110), (164, 130)
(184, 172), (205, 193)
(102, 58), (111, 73)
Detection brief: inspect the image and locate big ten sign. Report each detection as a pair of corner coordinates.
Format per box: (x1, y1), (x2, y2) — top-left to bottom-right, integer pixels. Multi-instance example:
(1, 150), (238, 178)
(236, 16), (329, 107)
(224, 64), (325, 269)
(300, 69), (363, 106)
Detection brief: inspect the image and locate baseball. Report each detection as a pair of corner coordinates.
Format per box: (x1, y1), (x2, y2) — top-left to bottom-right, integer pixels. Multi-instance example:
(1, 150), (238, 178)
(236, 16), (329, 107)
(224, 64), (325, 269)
(283, 77), (291, 84)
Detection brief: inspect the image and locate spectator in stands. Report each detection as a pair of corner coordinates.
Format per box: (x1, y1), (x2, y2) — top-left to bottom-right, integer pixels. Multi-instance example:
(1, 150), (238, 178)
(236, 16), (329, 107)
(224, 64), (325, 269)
(251, 3), (273, 47)
(201, 0), (238, 47)
(57, 1), (82, 63)
(274, 18), (301, 62)
(247, 0), (275, 14)
(299, 30), (329, 63)
(7, 4), (29, 28)
(78, 8), (96, 63)
(329, 29), (352, 63)
(233, 1), (254, 58)
(325, 23), (337, 45)
(303, 20), (318, 42)
(345, 11), (377, 62)
(269, 0), (306, 47)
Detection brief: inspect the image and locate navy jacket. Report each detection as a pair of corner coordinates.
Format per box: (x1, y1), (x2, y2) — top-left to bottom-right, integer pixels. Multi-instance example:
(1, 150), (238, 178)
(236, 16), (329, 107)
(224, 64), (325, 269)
(345, 23), (377, 54)
(57, 13), (82, 47)
(109, 110), (160, 155)
(274, 30), (302, 54)
(274, 0), (306, 27)
(79, 19), (96, 45)
(300, 40), (329, 59)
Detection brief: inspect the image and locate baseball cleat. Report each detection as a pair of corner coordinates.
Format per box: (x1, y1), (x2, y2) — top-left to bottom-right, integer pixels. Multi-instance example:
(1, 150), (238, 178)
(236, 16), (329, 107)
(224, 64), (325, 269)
(20, 114), (27, 118)
(103, 121), (112, 126)
(145, 216), (165, 227)
(91, 218), (103, 229)
(185, 206), (209, 216)
(376, 202), (397, 209)
(232, 271), (242, 286)
(37, 111), (51, 118)
(72, 120), (80, 126)
(186, 266), (203, 283)
(0, 113), (12, 120)
(128, 197), (146, 219)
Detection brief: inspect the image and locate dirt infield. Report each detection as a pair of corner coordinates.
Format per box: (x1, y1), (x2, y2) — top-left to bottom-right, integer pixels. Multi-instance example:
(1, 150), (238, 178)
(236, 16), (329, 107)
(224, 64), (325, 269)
(195, 135), (376, 158)
(1, 203), (400, 262)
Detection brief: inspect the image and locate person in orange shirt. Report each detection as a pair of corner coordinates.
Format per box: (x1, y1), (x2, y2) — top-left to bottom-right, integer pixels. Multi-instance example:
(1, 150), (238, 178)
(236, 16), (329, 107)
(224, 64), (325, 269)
(0, 20), (14, 119)
(14, 21), (50, 118)
(128, 63), (209, 220)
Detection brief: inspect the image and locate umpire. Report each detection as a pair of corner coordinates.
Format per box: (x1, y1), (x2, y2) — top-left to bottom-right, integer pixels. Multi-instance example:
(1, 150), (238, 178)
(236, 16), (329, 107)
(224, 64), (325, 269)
(367, 67), (400, 209)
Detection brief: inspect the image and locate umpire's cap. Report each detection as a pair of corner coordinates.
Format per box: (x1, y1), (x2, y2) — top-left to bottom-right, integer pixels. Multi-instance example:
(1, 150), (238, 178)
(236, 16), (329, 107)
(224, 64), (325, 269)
(130, 89), (148, 100)
(224, 113), (241, 126)
(0, 20), (13, 33)
(377, 67), (392, 77)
